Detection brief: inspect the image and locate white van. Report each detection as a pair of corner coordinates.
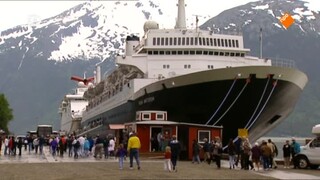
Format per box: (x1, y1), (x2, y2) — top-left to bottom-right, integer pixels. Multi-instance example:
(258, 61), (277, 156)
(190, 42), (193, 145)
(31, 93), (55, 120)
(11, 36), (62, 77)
(295, 124), (320, 169)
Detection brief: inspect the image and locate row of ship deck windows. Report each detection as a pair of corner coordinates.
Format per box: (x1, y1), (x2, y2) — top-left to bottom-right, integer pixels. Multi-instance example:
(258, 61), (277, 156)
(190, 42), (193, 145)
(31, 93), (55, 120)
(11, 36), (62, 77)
(148, 50), (245, 57)
(152, 37), (239, 47)
(163, 64), (215, 69)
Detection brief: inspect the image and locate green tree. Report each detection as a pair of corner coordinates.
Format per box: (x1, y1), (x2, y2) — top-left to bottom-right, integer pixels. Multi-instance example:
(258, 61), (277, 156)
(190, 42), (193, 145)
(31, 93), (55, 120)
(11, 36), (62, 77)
(0, 94), (13, 133)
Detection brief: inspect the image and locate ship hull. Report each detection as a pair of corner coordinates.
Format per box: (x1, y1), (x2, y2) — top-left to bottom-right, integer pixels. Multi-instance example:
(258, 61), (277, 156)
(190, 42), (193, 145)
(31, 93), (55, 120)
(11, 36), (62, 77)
(81, 66), (308, 145)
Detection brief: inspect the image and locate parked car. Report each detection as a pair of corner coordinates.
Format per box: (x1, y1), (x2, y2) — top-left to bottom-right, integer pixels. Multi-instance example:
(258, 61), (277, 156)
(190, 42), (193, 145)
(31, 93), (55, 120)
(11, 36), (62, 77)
(295, 124), (320, 169)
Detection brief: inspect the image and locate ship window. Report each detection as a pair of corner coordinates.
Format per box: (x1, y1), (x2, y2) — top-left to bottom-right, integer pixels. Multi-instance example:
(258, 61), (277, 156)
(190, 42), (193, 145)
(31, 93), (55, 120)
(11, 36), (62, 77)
(241, 53), (245, 57)
(161, 38), (164, 45)
(210, 38), (213, 46)
(208, 65), (214, 69)
(209, 51), (214, 55)
(178, 51), (183, 55)
(196, 50), (202, 55)
(190, 51), (195, 55)
(203, 37), (206, 45)
(188, 64), (191, 68)
(174, 38), (177, 45)
(172, 51), (177, 55)
(165, 38), (169, 45)
(153, 38), (156, 45)
(214, 38), (217, 46)
(184, 51), (189, 55)
(195, 37), (198, 45)
(190, 37), (194, 45)
(219, 52), (224, 56)
(206, 38), (209, 46)
(186, 37), (189, 45)
(170, 38), (173, 45)
(148, 51), (152, 55)
(236, 40), (239, 47)
(199, 37), (202, 45)
(236, 52), (240, 56)
(221, 39), (224, 47)
(214, 51), (219, 56)
(229, 39), (232, 47)
(165, 51), (170, 55)
(184, 64), (191, 69)
(159, 51), (164, 55)
(157, 37), (160, 45)
(225, 39), (228, 47)
(203, 51), (208, 55)
(232, 40), (235, 47)
(163, 64), (170, 69)
(217, 39), (220, 46)
(225, 52), (230, 56)
(182, 37), (185, 45)
(230, 52), (235, 56)
(178, 37), (181, 45)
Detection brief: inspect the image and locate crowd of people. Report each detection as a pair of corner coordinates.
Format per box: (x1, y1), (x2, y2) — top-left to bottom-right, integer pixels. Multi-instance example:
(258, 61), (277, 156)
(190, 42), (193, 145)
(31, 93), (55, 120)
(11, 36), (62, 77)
(1, 133), (302, 172)
(190, 136), (301, 171)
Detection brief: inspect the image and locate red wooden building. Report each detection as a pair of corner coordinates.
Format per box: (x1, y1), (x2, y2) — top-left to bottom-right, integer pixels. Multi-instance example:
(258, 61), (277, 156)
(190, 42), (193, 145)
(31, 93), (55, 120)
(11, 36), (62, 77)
(123, 111), (223, 160)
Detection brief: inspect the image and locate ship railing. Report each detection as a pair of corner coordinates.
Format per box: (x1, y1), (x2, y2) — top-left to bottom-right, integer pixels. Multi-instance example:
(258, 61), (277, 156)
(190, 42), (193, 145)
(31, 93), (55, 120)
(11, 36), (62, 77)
(268, 57), (296, 68)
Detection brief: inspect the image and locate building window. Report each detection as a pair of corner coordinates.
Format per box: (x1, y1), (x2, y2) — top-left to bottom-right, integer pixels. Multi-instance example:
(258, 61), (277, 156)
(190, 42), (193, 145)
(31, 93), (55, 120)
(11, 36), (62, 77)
(230, 52), (235, 56)
(159, 51), (164, 55)
(214, 51), (219, 56)
(174, 38), (177, 45)
(229, 39), (232, 47)
(210, 38), (213, 46)
(203, 51), (208, 55)
(209, 51), (214, 55)
(198, 130), (211, 143)
(165, 51), (171, 55)
(184, 51), (189, 55)
(196, 50), (202, 55)
(172, 51), (177, 55)
(190, 51), (195, 55)
(190, 37), (194, 45)
(217, 39), (220, 46)
(154, 51), (158, 55)
(148, 51), (152, 55)
(177, 51), (183, 55)
(195, 37), (198, 45)
(225, 52), (230, 56)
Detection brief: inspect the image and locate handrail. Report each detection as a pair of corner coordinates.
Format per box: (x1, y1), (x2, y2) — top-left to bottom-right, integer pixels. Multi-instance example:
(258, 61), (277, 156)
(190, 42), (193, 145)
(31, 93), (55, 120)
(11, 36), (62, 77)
(267, 57), (296, 68)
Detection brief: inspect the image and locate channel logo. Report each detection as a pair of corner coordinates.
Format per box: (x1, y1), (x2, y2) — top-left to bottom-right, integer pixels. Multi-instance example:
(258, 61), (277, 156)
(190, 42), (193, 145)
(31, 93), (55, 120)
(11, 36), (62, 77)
(280, 13), (294, 29)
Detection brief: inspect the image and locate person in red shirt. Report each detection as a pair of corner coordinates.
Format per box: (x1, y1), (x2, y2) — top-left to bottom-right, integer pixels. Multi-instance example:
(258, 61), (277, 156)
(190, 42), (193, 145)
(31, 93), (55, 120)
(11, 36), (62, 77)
(164, 146), (172, 172)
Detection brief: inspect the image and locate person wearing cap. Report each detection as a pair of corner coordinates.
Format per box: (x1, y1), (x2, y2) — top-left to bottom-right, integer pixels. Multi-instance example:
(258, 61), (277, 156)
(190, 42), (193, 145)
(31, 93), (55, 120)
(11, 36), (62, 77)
(127, 132), (141, 170)
(169, 135), (181, 172)
(291, 138), (300, 169)
(251, 142), (261, 171)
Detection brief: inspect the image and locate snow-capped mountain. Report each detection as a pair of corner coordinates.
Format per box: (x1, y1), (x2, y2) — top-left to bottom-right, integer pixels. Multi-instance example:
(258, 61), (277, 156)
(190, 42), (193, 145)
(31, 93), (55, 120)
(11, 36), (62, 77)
(0, 0), (213, 64)
(202, 0), (320, 36)
(0, 0), (319, 135)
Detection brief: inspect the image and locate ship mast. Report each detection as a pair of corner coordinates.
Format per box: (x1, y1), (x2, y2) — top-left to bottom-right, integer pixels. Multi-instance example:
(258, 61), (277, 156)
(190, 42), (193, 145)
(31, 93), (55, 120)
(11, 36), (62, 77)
(175, 0), (186, 29)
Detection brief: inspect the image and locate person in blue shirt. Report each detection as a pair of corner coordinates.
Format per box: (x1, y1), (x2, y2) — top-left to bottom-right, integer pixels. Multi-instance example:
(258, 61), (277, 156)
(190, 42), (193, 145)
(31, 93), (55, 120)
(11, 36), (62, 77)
(291, 138), (300, 169)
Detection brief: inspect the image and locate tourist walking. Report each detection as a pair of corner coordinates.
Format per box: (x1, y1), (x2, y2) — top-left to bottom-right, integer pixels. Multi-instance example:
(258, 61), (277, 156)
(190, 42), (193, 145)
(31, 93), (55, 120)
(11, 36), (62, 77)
(4, 136), (9, 155)
(169, 135), (181, 172)
(116, 143), (127, 170)
(127, 132), (141, 170)
(50, 137), (58, 161)
(192, 139), (201, 164)
(251, 142), (261, 171)
(291, 138), (301, 169)
(33, 137), (39, 154)
(17, 137), (23, 156)
(94, 135), (103, 159)
(227, 138), (236, 169)
(38, 135), (45, 155)
(212, 136), (223, 169)
(282, 140), (291, 168)
(164, 146), (172, 172)
(260, 140), (271, 170)
(202, 138), (211, 164)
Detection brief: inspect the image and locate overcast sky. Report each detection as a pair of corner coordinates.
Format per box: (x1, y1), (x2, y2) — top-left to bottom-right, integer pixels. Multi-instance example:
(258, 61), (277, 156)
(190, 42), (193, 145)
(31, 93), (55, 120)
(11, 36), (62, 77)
(0, 0), (319, 32)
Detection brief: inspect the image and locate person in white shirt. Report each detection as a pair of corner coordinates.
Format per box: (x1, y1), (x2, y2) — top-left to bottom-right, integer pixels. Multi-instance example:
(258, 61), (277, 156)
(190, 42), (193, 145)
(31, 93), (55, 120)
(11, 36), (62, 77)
(4, 136), (9, 155)
(108, 137), (115, 158)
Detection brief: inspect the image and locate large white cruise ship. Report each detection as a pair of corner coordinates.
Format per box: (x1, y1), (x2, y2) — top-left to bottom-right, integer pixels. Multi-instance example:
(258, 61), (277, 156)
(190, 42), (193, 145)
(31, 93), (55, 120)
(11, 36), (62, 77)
(59, 75), (93, 135)
(77, 0), (308, 146)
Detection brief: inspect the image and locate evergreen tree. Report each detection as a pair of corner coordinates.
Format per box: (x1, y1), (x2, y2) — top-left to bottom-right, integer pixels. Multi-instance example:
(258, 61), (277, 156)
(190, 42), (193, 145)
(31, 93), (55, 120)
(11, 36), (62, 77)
(0, 94), (13, 133)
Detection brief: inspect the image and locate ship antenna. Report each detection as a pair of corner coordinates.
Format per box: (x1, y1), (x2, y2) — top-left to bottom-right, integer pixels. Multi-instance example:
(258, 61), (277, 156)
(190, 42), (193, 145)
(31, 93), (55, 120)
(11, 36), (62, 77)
(259, 27), (263, 59)
(192, 15), (201, 32)
(175, 0), (186, 29)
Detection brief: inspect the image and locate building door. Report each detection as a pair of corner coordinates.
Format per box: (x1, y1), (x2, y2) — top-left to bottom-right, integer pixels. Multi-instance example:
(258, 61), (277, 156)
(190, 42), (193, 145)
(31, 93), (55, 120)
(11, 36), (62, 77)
(151, 127), (162, 152)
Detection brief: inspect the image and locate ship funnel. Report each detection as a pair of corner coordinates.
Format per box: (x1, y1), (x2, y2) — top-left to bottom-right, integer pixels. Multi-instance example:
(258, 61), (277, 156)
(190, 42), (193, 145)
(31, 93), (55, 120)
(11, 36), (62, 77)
(175, 0), (186, 29)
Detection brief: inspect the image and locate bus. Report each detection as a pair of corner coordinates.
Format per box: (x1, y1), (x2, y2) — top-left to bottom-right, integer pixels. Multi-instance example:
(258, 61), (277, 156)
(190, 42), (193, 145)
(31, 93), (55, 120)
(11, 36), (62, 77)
(37, 125), (53, 138)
